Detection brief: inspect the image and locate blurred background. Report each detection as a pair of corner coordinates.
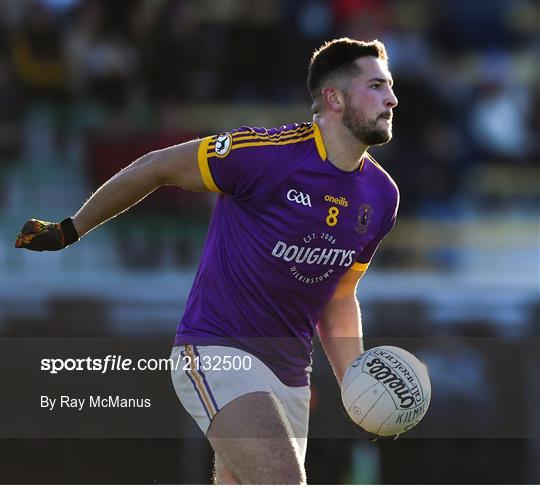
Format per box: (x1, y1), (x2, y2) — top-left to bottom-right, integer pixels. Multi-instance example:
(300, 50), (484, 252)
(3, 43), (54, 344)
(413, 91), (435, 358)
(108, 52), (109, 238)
(1, 0), (538, 483)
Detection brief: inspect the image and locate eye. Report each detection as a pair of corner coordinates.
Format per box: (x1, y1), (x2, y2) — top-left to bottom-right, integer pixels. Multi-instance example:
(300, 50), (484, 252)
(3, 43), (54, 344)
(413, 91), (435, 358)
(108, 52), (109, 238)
(370, 84), (382, 90)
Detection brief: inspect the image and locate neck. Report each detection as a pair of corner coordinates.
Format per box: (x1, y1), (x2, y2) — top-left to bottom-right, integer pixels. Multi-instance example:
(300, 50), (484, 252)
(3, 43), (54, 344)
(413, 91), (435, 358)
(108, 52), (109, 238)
(314, 114), (368, 172)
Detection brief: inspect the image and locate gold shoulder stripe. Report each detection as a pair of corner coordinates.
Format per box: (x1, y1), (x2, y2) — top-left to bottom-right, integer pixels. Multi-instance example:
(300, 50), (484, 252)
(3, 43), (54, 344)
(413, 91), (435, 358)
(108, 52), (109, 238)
(313, 122), (327, 160)
(351, 261), (370, 272)
(359, 157), (366, 172)
(232, 126), (312, 143)
(228, 124), (313, 141)
(208, 129), (314, 150)
(212, 126), (312, 146)
(197, 137), (221, 192)
(209, 133), (315, 152)
(365, 152), (385, 171)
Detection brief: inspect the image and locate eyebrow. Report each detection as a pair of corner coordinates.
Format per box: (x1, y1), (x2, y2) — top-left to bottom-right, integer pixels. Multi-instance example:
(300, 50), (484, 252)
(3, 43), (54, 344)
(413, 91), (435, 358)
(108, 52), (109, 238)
(367, 77), (394, 87)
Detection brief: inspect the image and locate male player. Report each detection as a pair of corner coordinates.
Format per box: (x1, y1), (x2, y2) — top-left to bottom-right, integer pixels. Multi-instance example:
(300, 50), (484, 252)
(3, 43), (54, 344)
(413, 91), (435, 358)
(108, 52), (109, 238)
(16, 38), (398, 484)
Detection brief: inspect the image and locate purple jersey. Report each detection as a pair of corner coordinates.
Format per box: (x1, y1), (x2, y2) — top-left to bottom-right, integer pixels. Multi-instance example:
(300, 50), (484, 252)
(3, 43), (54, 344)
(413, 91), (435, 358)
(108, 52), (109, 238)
(174, 122), (399, 386)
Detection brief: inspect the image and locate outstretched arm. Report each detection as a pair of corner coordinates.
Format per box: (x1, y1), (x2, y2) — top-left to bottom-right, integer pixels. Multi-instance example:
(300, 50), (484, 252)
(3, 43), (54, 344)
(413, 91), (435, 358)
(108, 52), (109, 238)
(317, 266), (366, 386)
(15, 139), (206, 250)
(75, 139), (205, 237)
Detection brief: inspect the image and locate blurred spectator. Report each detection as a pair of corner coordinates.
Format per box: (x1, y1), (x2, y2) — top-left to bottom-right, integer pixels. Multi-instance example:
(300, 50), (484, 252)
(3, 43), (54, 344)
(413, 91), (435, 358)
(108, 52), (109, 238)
(2, 0), (537, 214)
(85, 31), (139, 107)
(0, 59), (22, 163)
(372, 71), (462, 214)
(10, 1), (68, 101)
(0, 22), (22, 163)
(130, 1), (198, 103)
(64, 0), (103, 97)
(468, 52), (534, 162)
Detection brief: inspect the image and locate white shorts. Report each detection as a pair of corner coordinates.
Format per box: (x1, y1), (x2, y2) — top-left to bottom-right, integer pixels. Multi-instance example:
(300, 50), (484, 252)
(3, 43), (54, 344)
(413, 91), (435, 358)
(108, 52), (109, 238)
(170, 345), (311, 460)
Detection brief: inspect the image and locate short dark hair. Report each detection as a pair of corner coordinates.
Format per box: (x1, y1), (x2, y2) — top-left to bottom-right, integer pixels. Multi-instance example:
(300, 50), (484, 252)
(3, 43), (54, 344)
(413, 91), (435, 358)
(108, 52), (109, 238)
(307, 38), (388, 103)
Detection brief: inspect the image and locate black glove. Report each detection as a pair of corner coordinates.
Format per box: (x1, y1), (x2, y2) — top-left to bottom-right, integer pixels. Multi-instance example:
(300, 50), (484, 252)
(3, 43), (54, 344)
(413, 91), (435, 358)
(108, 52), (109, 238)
(14, 218), (79, 251)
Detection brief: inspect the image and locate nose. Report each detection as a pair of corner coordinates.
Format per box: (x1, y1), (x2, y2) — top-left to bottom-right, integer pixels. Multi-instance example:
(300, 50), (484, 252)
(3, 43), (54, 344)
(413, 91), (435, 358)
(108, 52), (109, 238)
(385, 88), (398, 108)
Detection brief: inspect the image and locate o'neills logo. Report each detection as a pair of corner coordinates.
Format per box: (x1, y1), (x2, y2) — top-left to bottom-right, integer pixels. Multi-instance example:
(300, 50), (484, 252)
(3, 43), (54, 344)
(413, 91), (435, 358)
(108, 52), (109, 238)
(365, 358), (422, 409)
(271, 241), (355, 267)
(324, 194), (349, 207)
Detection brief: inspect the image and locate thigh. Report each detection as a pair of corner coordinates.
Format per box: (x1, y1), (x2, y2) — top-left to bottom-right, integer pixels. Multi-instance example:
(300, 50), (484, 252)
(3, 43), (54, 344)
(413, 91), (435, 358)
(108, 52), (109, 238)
(274, 384), (311, 462)
(207, 391), (306, 485)
(170, 345), (273, 434)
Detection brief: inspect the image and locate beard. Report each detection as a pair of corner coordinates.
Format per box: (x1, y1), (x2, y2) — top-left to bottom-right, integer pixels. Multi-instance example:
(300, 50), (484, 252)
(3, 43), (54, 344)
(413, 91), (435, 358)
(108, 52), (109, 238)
(342, 93), (392, 146)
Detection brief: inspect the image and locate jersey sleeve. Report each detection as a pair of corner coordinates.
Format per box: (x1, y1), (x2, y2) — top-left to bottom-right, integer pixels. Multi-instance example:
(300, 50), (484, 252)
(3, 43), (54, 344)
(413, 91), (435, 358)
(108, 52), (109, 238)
(197, 123), (323, 199)
(352, 183), (399, 272)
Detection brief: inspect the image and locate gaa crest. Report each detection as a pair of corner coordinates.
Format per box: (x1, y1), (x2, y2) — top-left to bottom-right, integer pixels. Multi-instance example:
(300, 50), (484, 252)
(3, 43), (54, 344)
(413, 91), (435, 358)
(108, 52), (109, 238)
(355, 204), (374, 234)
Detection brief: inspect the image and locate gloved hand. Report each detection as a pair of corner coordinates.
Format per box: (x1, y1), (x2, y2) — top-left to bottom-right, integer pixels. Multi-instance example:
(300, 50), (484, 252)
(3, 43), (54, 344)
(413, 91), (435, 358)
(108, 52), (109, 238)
(14, 218), (79, 251)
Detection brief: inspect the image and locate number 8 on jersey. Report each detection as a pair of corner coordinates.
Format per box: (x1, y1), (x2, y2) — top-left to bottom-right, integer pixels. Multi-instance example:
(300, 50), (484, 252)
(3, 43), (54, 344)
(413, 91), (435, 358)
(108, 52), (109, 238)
(326, 206), (339, 227)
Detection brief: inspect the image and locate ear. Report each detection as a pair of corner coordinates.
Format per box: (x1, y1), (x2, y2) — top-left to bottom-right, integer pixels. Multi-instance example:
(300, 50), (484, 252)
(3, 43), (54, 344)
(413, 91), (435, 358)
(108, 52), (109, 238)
(321, 87), (344, 113)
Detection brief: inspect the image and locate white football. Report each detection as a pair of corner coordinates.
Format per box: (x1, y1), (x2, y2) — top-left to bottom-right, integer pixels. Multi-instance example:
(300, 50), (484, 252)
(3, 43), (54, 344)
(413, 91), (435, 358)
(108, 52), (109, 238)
(341, 345), (431, 437)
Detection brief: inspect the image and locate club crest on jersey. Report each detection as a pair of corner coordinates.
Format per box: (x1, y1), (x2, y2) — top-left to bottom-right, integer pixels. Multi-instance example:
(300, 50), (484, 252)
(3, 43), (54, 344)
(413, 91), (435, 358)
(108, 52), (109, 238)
(355, 204), (374, 234)
(287, 189), (312, 207)
(214, 133), (232, 157)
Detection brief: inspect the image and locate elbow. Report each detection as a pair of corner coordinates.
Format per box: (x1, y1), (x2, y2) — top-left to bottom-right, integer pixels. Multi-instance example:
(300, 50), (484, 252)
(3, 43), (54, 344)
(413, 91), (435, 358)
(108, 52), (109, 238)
(134, 150), (169, 188)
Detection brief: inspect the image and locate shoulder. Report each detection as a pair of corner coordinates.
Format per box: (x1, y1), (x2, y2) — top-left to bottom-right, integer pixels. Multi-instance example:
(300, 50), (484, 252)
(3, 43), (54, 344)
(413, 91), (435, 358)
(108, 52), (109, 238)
(230, 122), (315, 141)
(201, 122), (324, 198)
(207, 122), (325, 159)
(363, 152), (400, 210)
